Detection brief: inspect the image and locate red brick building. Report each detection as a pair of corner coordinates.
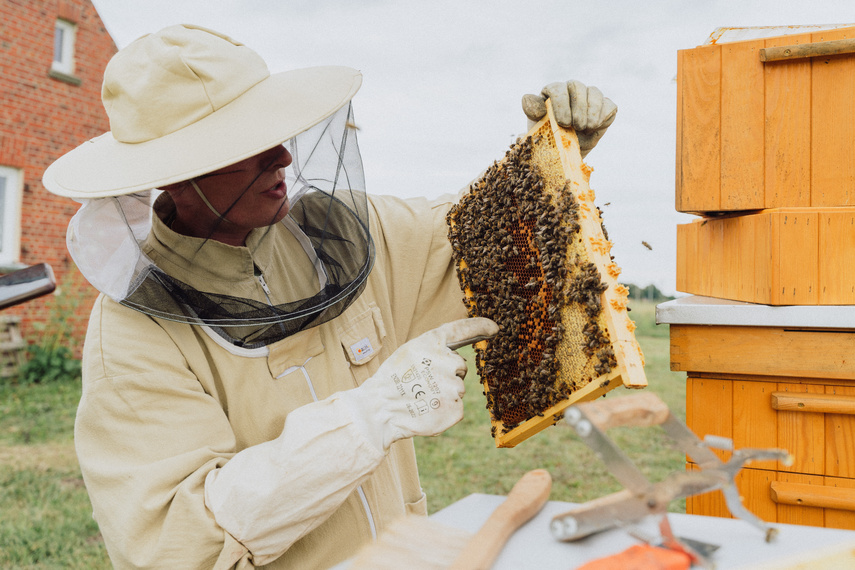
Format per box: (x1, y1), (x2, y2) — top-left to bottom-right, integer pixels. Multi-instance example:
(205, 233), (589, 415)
(0, 0), (116, 353)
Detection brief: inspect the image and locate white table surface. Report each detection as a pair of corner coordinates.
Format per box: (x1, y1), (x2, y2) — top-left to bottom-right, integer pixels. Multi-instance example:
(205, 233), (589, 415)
(427, 493), (855, 569)
(655, 295), (855, 329)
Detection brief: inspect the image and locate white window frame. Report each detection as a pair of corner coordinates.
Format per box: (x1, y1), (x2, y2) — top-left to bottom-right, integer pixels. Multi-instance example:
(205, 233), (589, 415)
(52, 19), (76, 75)
(0, 167), (23, 266)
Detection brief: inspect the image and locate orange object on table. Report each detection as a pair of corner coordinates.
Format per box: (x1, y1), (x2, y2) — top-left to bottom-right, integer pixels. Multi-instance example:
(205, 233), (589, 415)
(577, 544), (691, 570)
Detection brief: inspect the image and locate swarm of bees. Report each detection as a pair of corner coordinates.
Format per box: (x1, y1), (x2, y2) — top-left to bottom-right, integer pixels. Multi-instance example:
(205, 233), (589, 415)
(447, 127), (622, 440)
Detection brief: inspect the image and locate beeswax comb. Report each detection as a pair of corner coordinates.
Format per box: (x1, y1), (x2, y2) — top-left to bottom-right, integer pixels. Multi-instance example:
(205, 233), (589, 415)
(446, 102), (647, 448)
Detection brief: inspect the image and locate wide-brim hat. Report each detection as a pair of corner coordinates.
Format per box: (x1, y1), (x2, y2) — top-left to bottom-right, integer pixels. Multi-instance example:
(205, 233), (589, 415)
(43, 24), (362, 199)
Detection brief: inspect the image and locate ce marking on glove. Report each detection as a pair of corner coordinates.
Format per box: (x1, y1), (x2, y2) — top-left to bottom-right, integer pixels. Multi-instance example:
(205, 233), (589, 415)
(410, 384), (441, 412)
(411, 383), (426, 400)
(409, 374), (431, 416)
(395, 361), (443, 417)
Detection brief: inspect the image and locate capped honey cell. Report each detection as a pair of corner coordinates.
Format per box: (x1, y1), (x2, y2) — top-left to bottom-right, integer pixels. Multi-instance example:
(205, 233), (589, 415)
(447, 103), (647, 447)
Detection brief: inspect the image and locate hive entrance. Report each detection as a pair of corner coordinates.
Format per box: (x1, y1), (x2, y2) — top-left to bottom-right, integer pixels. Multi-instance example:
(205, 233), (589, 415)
(447, 104), (646, 447)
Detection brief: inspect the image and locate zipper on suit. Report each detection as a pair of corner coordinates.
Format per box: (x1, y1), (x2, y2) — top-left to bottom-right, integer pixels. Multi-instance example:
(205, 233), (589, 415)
(254, 265), (274, 304)
(255, 265), (291, 339)
(284, 358), (378, 540)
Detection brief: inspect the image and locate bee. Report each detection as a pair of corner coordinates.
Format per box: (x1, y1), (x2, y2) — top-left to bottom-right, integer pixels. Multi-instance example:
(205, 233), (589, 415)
(447, 130), (634, 439)
(642, 241), (653, 250)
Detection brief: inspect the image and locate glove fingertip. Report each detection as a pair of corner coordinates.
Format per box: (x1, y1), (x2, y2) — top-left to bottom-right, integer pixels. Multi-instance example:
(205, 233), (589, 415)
(441, 317), (499, 348)
(522, 94), (547, 120)
(473, 316), (500, 337)
(601, 100), (618, 128)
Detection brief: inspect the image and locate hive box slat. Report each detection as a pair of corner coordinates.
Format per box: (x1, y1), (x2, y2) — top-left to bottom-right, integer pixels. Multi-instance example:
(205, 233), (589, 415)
(765, 33), (812, 209)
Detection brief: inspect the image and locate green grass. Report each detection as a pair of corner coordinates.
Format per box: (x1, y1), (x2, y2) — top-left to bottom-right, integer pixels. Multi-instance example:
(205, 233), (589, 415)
(0, 381), (110, 569)
(0, 381), (80, 446)
(0, 299), (682, 567)
(0, 462), (108, 569)
(416, 299), (688, 513)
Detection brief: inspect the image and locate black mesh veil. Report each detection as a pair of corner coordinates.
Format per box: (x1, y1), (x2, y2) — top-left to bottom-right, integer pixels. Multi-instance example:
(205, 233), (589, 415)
(67, 104), (374, 348)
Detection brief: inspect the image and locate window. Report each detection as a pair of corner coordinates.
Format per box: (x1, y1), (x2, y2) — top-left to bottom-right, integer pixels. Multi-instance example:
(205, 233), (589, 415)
(52, 19), (76, 76)
(0, 167), (23, 265)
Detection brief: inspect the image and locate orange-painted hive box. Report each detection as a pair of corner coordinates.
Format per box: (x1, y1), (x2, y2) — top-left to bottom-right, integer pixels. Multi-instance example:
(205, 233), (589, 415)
(659, 296), (855, 529)
(676, 207), (855, 305)
(677, 26), (855, 214)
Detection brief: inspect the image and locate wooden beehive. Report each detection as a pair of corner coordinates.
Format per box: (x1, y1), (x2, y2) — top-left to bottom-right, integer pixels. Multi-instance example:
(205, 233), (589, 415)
(677, 26), (855, 214)
(672, 25), (855, 528)
(447, 103), (646, 448)
(676, 208), (855, 305)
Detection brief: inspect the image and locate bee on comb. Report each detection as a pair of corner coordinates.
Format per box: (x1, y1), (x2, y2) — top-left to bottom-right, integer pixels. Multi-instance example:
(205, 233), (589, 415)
(447, 103), (646, 448)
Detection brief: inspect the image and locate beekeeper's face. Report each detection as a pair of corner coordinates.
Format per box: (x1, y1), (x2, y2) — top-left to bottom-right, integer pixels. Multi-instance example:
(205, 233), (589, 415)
(166, 144), (294, 246)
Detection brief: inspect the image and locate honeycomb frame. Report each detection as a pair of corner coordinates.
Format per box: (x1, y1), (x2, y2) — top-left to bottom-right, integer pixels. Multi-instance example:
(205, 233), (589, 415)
(447, 102), (646, 448)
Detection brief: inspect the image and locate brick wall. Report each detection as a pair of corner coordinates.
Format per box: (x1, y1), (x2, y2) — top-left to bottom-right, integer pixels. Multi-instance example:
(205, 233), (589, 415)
(0, 0), (116, 354)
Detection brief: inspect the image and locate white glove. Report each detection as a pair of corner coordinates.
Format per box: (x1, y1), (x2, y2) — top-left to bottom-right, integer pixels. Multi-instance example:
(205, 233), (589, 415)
(339, 317), (499, 452)
(522, 80), (617, 158)
(204, 317), (497, 563)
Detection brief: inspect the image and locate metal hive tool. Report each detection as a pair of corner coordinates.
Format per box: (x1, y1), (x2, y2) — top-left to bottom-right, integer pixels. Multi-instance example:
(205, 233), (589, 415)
(446, 102), (647, 448)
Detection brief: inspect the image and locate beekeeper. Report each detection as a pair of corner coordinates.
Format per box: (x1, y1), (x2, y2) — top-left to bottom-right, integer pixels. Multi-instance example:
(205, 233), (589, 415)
(43, 24), (617, 570)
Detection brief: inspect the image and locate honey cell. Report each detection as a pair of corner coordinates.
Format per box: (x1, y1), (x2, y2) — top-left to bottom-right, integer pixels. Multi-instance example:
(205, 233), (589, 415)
(446, 105), (647, 447)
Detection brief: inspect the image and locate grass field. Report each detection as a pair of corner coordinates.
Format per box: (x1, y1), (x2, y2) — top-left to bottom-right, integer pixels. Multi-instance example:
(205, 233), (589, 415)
(0, 299), (682, 567)
(0, 381), (110, 568)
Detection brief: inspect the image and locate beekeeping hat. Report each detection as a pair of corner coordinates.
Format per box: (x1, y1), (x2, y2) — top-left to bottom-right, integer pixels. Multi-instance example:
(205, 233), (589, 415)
(42, 24), (373, 347)
(43, 24), (361, 197)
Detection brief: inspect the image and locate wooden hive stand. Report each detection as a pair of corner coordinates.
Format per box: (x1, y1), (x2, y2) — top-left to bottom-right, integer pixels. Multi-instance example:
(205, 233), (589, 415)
(658, 298), (855, 530)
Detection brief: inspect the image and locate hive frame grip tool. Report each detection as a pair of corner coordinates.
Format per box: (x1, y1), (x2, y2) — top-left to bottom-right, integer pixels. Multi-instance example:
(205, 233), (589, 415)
(549, 392), (792, 567)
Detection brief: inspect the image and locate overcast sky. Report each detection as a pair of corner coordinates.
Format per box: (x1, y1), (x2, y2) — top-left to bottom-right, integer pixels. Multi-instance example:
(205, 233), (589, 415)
(89, 1), (855, 295)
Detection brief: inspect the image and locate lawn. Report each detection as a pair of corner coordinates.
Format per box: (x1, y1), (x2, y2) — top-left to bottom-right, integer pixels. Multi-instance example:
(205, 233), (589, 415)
(0, 299), (681, 567)
(0, 381), (110, 568)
